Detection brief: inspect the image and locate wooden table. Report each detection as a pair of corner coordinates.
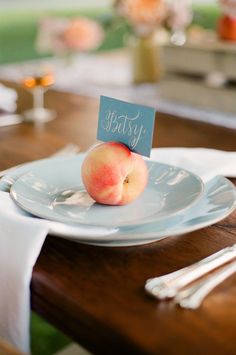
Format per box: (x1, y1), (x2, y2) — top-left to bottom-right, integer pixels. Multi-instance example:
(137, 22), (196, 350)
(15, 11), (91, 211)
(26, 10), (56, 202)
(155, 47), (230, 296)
(1, 82), (236, 355)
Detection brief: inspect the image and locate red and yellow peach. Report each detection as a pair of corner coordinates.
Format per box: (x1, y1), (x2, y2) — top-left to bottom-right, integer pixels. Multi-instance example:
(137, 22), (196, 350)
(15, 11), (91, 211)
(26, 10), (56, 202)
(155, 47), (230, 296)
(81, 142), (148, 205)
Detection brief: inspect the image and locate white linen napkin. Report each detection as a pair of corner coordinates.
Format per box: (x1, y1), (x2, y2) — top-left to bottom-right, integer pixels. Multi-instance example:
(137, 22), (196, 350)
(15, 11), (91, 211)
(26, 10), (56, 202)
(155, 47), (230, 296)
(0, 206), (47, 354)
(0, 191), (115, 354)
(151, 148), (236, 182)
(0, 147), (235, 353)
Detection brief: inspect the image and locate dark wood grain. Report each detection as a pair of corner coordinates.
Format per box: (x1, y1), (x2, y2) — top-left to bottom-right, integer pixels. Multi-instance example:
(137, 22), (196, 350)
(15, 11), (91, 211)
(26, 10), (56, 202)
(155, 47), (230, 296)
(1, 80), (236, 355)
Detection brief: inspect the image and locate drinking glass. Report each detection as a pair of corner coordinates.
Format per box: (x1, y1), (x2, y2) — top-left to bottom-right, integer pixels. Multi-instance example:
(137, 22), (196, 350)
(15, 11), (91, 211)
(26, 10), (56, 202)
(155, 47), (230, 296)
(22, 70), (56, 122)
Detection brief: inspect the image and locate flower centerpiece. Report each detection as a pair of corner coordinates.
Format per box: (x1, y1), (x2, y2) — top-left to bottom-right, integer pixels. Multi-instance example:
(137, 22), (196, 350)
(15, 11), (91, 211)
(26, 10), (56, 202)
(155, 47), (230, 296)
(36, 17), (104, 62)
(114, 0), (167, 84)
(114, 0), (167, 38)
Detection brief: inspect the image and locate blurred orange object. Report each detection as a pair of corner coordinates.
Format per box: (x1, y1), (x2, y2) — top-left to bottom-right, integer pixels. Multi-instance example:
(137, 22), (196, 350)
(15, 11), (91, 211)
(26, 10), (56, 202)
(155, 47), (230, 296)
(21, 70), (56, 122)
(218, 14), (236, 41)
(22, 73), (54, 90)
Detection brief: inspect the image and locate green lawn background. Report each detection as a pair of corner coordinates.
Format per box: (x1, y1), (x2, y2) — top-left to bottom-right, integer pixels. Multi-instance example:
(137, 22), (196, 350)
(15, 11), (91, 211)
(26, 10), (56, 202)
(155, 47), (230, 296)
(0, 5), (220, 64)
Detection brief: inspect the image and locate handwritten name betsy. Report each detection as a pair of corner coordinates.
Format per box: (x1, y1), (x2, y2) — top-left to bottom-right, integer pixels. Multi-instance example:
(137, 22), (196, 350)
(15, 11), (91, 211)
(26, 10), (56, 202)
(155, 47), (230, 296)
(97, 96), (155, 157)
(101, 110), (146, 150)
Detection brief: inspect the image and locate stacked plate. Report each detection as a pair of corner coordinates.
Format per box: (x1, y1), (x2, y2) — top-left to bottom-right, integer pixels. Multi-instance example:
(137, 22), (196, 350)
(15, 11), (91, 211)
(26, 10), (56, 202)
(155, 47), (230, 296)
(1, 153), (236, 247)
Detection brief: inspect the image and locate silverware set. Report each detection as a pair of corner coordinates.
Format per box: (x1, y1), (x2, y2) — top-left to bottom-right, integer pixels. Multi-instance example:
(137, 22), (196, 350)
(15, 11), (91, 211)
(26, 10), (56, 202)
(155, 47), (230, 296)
(145, 244), (236, 309)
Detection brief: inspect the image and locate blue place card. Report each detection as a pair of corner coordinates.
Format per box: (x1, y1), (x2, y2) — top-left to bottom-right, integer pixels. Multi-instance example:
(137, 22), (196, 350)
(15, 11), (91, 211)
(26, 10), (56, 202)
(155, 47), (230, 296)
(97, 96), (155, 157)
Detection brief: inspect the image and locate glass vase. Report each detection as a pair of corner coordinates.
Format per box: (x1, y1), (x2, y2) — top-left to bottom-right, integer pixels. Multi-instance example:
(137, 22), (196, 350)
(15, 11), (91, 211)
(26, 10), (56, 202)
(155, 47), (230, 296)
(127, 33), (163, 84)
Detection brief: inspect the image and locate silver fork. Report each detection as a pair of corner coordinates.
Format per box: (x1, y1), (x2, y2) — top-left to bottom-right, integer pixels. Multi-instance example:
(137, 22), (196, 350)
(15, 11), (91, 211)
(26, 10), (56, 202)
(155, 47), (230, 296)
(0, 143), (80, 192)
(145, 244), (236, 299)
(50, 143), (80, 157)
(175, 259), (236, 309)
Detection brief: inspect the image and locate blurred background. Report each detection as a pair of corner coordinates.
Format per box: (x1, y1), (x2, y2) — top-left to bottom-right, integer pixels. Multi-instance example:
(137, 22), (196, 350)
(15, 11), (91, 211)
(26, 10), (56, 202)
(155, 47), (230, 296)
(1, 0), (231, 125)
(0, 0), (219, 64)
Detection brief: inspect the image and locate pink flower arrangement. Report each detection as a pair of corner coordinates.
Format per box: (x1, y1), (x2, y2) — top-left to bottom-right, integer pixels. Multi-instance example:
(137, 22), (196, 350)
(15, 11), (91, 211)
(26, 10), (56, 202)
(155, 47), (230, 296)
(114, 0), (167, 36)
(36, 17), (104, 55)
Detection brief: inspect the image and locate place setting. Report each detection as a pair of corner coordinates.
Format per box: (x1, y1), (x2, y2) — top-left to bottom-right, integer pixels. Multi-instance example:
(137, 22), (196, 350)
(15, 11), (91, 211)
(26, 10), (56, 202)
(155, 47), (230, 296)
(0, 96), (236, 354)
(0, 95), (236, 248)
(1, 149), (235, 248)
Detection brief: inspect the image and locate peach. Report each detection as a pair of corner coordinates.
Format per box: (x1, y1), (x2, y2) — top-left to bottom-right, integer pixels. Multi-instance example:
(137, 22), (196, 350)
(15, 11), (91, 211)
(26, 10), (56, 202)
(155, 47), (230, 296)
(81, 142), (148, 205)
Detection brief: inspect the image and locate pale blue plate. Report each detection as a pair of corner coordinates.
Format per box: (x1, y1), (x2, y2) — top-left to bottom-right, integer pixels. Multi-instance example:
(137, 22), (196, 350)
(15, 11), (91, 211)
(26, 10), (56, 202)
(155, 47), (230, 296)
(10, 154), (204, 228)
(7, 175), (236, 247)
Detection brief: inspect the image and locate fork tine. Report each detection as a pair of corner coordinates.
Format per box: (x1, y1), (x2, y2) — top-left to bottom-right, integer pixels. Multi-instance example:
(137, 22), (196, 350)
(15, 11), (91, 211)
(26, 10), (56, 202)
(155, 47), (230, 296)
(51, 143), (80, 157)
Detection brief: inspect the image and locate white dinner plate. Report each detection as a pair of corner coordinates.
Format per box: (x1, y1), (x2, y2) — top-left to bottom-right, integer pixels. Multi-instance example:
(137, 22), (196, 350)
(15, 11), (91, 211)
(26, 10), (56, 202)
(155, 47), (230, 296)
(10, 154), (203, 228)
